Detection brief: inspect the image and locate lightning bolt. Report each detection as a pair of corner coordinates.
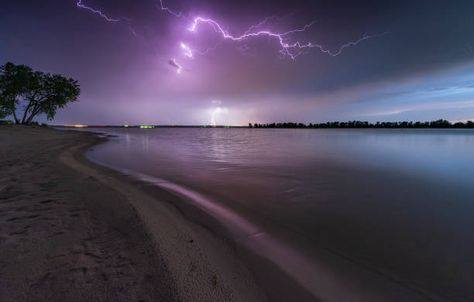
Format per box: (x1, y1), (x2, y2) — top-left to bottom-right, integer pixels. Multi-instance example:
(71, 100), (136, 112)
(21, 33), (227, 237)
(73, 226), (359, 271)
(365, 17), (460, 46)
(179, 41), (224, 58)
(296, 32), (388, 57)
(73, 1), (387, 74)
(76, 0), (120, 22)
(157, 0), (182, 18)
(243, 15), (289, 35)
(180, 42), (194, 58)
(186, 17), (386, 60)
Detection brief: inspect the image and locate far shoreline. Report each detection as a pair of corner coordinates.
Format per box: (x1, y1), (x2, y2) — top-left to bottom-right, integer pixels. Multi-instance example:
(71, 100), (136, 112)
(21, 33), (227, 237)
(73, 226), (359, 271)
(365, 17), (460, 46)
(41, 118), (474, 129)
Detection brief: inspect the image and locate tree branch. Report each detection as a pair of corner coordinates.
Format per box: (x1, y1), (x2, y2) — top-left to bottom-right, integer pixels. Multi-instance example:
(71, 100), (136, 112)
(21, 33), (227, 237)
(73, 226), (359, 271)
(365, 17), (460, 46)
(21, 98), (34, 124)
(12, 110), (19, 124)
(26, 104), (42, 124)
(23, 94), (48, 124)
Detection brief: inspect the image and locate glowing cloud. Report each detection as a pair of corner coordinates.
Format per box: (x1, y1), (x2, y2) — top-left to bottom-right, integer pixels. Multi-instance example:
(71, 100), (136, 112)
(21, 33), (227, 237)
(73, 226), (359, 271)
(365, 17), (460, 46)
(210, 100), (228, 126)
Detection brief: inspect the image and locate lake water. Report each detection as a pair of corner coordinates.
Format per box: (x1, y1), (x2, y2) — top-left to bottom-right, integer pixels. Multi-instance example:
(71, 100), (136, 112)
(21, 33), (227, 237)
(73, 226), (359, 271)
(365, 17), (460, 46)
(85, 128), (474, 301)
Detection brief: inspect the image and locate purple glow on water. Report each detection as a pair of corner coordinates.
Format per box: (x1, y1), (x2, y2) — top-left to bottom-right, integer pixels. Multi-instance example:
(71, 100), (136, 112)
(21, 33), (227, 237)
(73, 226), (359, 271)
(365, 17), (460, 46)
(85, 128), (474, 301)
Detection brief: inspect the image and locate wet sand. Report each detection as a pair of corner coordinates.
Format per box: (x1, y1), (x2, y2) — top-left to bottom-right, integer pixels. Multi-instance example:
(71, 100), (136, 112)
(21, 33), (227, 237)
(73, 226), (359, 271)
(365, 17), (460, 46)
(0, 126), (265, 302)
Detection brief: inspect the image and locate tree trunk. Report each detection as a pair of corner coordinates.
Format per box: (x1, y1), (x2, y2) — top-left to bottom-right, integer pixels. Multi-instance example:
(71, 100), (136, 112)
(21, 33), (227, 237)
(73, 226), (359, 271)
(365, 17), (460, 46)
(25, 106), (41, 124)
(21, 101), (36, 124)
(12, 111), (19, 124)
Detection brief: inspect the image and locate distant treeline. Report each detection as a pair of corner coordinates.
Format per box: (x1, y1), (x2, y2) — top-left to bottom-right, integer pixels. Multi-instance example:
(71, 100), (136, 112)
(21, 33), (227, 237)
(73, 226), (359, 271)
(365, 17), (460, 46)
(249, 119), (474, 129)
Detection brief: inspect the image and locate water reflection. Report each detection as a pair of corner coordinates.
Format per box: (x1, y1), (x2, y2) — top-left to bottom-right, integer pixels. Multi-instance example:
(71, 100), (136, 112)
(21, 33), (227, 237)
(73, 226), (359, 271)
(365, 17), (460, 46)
(86, 128), (474, 301)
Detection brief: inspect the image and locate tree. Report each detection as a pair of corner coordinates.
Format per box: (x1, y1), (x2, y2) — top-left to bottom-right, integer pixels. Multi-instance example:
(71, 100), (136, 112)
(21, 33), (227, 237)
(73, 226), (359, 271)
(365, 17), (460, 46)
(0, 62), (80, 124)
(0, 63), (31, 123)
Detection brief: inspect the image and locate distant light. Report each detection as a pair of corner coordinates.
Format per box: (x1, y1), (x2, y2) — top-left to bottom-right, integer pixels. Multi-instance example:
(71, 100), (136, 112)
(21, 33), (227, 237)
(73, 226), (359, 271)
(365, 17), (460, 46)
(140, 125), (155, 129)
(65, 124), (88, 128)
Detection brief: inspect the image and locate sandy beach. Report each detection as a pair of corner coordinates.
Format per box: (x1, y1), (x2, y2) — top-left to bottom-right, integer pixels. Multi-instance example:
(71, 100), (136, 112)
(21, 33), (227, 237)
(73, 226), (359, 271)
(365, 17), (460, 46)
(0, 126), (265, 302)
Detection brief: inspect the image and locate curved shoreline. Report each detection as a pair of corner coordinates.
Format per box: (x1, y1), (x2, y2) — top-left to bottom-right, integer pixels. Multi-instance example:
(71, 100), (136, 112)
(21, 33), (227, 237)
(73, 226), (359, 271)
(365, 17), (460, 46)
(85, 163), (319, 302)
(4, 126), (467, 302)
(0, 126), (266, 302)
(63, 130), (267, 301)
(82, 129), (444, 302)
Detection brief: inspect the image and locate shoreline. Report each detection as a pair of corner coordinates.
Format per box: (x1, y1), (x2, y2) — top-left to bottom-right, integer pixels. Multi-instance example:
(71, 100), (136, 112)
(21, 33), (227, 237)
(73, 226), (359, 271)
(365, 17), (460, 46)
(92, 165), (320, 302)
(97, 163), (439, 302)
(66, 130), (268, 302)
(0, 126), (266, 302)
(2, 126), (458, 302)
(76, 130), (321, 302)
(82, 128), (442, 302)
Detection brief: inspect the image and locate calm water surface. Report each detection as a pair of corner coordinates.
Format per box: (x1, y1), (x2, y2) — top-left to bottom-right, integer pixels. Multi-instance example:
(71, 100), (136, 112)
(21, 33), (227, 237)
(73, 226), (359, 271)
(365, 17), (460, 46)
(85, 128), (474, 301)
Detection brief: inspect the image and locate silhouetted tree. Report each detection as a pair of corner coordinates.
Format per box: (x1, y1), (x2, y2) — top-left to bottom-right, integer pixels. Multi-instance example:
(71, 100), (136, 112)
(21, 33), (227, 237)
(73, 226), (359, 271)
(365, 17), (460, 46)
(248, 119), (474, 129)
(0, 62), (80, 124)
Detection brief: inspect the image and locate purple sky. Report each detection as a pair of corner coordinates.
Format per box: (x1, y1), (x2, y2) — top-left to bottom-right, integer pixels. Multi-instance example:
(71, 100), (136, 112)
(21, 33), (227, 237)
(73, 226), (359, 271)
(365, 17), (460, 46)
(1, 0), (474, 125)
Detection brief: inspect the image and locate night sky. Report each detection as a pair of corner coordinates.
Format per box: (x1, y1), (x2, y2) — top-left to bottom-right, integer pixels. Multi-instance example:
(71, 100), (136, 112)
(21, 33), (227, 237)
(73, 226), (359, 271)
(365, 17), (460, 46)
(1, 0), (474, 125)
